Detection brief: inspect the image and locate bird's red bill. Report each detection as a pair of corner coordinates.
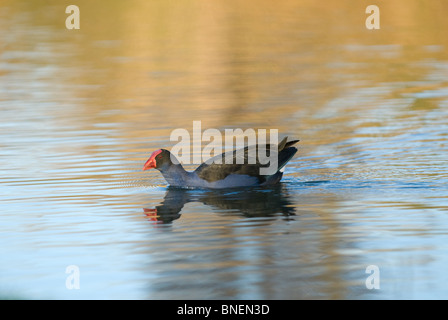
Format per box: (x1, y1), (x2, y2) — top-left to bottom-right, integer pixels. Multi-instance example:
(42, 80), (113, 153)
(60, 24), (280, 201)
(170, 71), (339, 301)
(143, 149), (162, 170)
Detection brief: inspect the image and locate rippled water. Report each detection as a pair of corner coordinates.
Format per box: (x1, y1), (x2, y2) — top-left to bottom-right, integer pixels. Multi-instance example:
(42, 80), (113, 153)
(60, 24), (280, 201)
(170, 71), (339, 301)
(1, 0), (448, 299)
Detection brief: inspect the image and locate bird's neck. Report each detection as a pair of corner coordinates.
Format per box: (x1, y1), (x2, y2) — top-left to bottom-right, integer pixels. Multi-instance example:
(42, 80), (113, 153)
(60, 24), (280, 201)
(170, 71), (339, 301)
(159, 164), (190, 187)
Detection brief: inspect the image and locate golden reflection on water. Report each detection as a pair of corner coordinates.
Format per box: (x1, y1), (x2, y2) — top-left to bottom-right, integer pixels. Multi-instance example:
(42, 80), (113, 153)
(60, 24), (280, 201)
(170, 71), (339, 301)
(2, 0), (447, 134)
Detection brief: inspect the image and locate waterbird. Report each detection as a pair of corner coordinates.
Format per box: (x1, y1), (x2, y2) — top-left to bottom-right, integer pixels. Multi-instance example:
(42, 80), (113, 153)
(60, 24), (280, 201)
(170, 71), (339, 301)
(143, 137), (299, 189)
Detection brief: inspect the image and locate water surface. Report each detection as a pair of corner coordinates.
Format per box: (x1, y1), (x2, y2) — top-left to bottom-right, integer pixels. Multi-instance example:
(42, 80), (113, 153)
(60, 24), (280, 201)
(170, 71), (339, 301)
(1, 0), (448, 299)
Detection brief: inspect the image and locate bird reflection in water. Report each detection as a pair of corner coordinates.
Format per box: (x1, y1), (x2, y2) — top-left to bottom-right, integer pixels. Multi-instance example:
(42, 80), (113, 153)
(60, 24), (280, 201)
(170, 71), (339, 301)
(143, 184), (296, 224)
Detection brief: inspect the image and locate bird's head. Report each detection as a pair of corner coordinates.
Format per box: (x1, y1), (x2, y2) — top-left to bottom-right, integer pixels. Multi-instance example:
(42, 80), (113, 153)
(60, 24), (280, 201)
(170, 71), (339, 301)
(143, 149), (173, 171)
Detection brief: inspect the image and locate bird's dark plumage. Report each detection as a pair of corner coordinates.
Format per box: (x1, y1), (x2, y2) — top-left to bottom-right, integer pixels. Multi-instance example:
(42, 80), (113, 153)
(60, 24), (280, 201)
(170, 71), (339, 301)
(143, 137), (299, 189)
(194, 137), (299, 183)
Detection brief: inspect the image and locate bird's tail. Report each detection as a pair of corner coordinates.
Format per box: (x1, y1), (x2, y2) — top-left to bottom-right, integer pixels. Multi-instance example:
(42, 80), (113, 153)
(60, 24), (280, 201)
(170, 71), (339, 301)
(278, 136), (300, 151)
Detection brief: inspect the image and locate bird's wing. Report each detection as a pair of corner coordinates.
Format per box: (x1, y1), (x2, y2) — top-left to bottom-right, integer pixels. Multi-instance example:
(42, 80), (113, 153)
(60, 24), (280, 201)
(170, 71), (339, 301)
(194, 138), (299, 183)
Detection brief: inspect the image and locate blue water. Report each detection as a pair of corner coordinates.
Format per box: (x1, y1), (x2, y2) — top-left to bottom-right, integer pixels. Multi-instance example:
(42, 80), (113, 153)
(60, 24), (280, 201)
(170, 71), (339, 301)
(1, 0), (448, 299)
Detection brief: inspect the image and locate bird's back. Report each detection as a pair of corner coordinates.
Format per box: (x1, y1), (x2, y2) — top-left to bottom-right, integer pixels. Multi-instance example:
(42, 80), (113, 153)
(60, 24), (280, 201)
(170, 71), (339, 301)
(194, 138), (299, 184)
